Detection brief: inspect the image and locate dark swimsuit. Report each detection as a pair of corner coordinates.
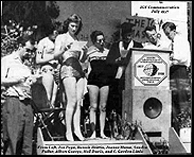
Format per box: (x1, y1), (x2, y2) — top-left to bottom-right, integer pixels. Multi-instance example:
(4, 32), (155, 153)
(87, 48), (109, 88)
(60, 48), (85, 82)
(88, 59), (109, 88)
(60, 57), (85, 81)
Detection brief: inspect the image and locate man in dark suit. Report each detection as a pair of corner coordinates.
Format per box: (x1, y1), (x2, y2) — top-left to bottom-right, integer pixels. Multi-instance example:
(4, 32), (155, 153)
(106, 22), (143, 116)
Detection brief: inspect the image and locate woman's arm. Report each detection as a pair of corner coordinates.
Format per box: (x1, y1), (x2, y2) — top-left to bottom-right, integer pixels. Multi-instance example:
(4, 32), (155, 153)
(79, 45), (88, 63)
(54, 35), (73, 60)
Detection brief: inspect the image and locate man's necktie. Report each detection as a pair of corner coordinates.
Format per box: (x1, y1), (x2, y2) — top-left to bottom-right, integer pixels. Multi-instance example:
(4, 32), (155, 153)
(170, 40), (174, 60)
(171, 40), (174, 51)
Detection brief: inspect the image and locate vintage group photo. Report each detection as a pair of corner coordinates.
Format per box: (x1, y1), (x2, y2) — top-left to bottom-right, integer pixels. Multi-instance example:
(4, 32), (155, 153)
(1, 1), (192, 155)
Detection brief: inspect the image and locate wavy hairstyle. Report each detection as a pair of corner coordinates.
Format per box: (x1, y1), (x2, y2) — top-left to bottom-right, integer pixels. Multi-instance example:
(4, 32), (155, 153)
(63, 14), (83, 35)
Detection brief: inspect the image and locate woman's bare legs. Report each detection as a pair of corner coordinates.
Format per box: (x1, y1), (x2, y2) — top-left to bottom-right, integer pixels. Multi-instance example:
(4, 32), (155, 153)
(88, 85), (99, 139)
(73, 78), (85, 140)
(99, 86), (109, 138)
(41, 70), (58, 108)
(63, 77), (77, 141)
(50, 81), (58, 107)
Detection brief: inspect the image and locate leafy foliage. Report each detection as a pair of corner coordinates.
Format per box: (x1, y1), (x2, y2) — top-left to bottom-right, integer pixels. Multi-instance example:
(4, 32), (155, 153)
(2, 1), (60, 41)
(1, 20), (38, 57)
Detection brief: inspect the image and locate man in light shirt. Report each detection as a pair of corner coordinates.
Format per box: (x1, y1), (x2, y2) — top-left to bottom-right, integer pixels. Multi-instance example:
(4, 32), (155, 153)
(162, 22), (191, 67)
(162, 21), (191, 134)
(1, 35), (40, 155)
(142, 25), (169, 50)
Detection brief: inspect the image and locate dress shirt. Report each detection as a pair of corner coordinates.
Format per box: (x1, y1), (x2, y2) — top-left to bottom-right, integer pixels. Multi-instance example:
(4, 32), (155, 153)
(170, 35), (191, 67)
(1, 52), (32, 100)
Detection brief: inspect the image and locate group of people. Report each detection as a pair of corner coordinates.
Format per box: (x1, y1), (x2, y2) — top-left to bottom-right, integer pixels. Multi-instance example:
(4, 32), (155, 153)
(1, 13), (191, 155)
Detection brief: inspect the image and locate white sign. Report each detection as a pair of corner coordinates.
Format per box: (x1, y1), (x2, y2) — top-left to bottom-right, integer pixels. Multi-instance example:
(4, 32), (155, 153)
(131, 1), (188, 40)
(134, 54), (167, 86)
(71, 41), (88, 52)
(122, 16), (155, 42)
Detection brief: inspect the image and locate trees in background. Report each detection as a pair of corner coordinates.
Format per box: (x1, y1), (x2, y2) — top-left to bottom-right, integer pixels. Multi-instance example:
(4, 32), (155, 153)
(1, 1), (62, 41)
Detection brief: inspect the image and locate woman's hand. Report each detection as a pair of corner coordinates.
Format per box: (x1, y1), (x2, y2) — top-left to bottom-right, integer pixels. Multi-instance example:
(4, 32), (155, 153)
(64, 42), (73, 52)
(80, 45), (88, 62)
(54, 42), (73, 60)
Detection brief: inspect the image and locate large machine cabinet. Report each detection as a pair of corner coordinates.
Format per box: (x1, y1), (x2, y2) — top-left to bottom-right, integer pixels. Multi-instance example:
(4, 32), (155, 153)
(122, 48), (189, 154)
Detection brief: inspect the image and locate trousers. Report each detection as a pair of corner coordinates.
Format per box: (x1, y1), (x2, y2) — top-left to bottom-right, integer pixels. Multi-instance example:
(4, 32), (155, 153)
(2, 97), (34, 155)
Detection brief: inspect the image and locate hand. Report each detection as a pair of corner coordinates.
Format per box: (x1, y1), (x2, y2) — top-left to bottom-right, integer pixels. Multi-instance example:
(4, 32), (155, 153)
(115, 56), (124, 63)
(25, 74), (42, 86)
(82, 45), (88, 57)
(120, 50), (128, 58)
(64, 42), (73, 51)
(169, 53), (174, 61)
(171, 59), (179, 65)
(45, 48), (54, 53)
(15, 75), (28, 84)
(82, 45), (88, 53)
(80, 45), (88, 62)
(25, 76), (35, 86)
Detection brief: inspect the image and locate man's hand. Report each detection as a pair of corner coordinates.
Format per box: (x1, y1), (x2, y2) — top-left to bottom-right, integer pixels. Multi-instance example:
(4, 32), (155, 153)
(24, 74), (42, 86)
(115, 56), (125, 63)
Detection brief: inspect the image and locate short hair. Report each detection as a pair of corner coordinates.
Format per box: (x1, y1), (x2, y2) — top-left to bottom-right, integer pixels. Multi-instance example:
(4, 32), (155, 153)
(143, 25), (156, 36)
(121, 22), (135, 38)
(45, 26), (57, 36)
(63, 14), (83, 35)
(90, 30), (104, 44)
(162, 22), (176, 31)
(144, 25), (156, 32)
(17, 35), (36, 47)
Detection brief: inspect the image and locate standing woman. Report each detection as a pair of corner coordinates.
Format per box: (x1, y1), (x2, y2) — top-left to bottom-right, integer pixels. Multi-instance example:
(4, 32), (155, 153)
(87, 30), (110, 139)
(54, 14), (87, 141)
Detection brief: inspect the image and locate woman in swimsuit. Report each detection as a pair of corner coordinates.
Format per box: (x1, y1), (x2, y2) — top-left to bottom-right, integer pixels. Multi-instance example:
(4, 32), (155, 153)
(54, 14), (88, 141)
(87, 30), (110, 139)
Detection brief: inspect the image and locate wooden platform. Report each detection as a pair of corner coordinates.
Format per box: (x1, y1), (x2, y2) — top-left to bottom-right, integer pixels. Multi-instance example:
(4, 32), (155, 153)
(37, 128), (152, 155)
(36, 127), (190, 155)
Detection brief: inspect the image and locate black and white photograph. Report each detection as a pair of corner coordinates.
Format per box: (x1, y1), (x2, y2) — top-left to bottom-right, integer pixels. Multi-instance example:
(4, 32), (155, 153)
(1, 1), (192, 155)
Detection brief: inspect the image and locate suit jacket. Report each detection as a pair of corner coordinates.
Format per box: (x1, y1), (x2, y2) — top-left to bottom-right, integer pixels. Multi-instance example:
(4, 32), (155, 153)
(106, 40), (143, 80)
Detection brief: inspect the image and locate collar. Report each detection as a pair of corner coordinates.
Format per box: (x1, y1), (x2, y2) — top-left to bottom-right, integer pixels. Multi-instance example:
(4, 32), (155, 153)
(88, 45), (104, 55)
(12, 51), (22, 61)
(119, 40), (134, 51)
